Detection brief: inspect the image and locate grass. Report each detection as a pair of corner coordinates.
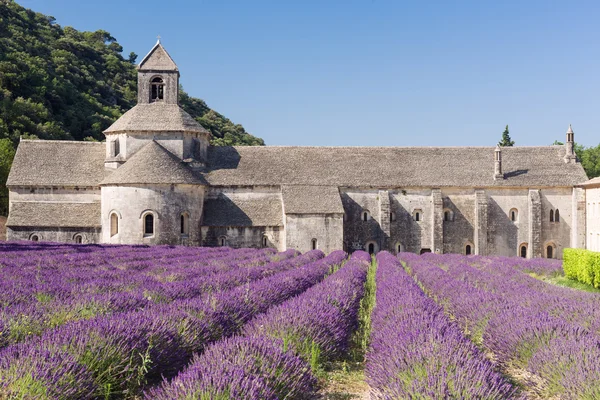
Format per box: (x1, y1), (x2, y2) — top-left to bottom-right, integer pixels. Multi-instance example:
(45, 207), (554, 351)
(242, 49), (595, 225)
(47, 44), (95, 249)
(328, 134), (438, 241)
(319, 256), (377, 399)
(527, 272), (600, 293)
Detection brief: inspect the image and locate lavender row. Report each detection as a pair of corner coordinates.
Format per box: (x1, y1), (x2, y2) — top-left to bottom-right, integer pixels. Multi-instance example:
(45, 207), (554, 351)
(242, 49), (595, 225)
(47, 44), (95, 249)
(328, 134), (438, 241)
(366, 252), (517, 399)
(148, 251), (370, 400)
(0, 250), (347, 399)
(404, 252), (600, 398)
(0, 249), (313, 350)
(0, 245), (282, 308)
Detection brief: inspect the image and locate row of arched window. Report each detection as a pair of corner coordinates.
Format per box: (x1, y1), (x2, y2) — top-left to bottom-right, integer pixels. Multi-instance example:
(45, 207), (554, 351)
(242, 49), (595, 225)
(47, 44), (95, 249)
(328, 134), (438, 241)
(109, 211), (190, 238)
(217, 235), (271, 248)
(28, 233), (84, 243)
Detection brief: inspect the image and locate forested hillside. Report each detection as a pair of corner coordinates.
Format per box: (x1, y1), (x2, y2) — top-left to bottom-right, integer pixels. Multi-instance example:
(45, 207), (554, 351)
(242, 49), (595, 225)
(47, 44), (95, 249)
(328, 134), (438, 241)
(0, 0), (264, 215)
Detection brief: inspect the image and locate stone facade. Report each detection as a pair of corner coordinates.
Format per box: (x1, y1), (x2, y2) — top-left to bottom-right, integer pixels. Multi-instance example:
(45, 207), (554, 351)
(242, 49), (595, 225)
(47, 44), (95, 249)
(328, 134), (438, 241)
(5, 41), (596, 259)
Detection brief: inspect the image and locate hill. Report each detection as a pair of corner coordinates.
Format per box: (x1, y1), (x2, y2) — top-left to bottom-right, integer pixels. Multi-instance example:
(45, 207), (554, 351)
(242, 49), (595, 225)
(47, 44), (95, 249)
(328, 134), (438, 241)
(0, 0), (264, 214)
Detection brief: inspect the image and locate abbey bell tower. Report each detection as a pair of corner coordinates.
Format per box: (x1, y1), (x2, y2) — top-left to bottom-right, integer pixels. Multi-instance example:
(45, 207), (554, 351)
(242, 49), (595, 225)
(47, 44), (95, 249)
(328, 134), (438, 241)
(137, 39), (180, 105)
(103, 40), (211, 169)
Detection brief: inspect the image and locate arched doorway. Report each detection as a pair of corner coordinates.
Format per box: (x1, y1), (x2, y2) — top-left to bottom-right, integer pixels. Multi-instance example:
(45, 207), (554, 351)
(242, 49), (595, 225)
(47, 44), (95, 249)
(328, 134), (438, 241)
(465, 244), (472, 255)
(368, 243), (375, 254)
(420, 248), (431, 255)
(546, 245), (553, 259)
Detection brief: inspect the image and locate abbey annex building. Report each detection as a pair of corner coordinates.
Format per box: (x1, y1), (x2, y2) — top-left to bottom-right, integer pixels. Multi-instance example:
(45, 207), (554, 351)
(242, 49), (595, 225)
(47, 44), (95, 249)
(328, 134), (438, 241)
(6, 42), (600, 259)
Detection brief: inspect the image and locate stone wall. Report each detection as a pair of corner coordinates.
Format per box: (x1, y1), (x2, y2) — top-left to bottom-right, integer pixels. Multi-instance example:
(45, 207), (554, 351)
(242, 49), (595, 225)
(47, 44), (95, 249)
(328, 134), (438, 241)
(586, 187), (600, 251)
(442, 189), (476, 255)
(486, 188), (529, 257)
(101, 184), (204, 245)
(7, 227), (101, 243)
(285, 214), (343, 254)
(201, 226), (283, 250)
(540, 187), (575, 259)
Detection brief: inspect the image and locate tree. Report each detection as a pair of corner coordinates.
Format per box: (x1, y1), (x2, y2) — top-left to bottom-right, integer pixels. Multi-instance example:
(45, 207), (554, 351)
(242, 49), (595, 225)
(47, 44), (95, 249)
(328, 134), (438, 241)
(0, 138), (16, 215)
(498, 125), (515, 147)
(128, 52), (138, 64)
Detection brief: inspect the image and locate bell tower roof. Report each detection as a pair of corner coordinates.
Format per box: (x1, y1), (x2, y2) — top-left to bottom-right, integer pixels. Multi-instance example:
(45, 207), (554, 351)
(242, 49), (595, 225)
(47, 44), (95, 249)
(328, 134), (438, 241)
(138, 39), (178, 72)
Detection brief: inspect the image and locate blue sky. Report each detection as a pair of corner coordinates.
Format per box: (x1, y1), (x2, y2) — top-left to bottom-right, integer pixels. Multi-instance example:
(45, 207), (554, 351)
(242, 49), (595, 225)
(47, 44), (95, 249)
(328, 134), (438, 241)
(19, 0), (600, 147)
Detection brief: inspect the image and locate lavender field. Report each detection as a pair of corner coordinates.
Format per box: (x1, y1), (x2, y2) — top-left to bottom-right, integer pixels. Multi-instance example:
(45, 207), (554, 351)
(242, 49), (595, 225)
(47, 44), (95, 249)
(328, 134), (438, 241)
(0, 242), (596, 399)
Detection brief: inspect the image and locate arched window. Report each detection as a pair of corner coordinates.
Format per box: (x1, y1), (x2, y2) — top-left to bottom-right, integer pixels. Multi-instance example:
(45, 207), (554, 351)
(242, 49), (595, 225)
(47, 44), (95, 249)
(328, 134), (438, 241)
(396, 242), (404, 254)
(520, 244), (527, 258)
(555, 209), (560, 222)
(144, 213), (154, 236)
(218, 236), (227, 247)
(413, 209), (423, 222)
(465, 244), (472, 255)
(390, 212), (396, 222)
(311, 238), (318, 250)
(262, 236), (268, 248)
(550, 209), (554, 222)
(74, 234), (83, 244)
(30, 234), (39, 242)
(510, 208), (518, 222)
(110, 213), (119, 237)
(443, 209), (454, 222)
(150, 77), (164, 101)
(365, 241), (378, 255)
(362, 210), (370, 222)
(180, 213), (189, 235)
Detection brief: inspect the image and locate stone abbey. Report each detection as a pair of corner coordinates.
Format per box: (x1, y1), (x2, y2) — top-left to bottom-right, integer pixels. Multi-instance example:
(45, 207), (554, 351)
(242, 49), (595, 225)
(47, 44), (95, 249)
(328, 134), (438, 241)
(6, 41), (600, 258)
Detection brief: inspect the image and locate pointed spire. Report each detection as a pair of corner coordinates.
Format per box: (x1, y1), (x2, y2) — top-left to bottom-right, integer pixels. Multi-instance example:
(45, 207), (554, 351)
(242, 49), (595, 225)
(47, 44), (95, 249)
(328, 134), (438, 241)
(567, 124), (574, 134)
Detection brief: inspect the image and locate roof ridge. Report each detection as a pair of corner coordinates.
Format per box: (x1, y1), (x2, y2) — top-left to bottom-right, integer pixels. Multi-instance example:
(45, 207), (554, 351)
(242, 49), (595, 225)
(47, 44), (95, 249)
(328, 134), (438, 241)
(19, 139), (104, 145)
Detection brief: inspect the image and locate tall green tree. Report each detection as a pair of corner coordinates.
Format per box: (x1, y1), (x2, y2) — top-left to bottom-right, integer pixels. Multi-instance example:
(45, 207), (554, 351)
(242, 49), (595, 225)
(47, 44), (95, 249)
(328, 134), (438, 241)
(498, 125), (515, 146)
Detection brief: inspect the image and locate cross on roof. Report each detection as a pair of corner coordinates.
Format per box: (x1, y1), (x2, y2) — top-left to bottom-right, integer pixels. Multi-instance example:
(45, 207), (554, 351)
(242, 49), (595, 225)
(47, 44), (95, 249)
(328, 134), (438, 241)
(156, 35), (161, 44)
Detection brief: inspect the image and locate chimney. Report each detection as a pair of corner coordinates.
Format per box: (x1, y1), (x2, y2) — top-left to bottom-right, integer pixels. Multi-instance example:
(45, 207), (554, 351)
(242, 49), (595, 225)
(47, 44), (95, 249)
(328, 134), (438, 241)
(494, 145), (503, 180)
(564, 124), (576, 163)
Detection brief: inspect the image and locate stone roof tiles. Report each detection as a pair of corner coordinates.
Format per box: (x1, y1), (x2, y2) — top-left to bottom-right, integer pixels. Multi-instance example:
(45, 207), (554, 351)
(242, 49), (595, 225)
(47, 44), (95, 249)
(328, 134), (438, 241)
(138, 41), (178, 71)
(104, 103), (209, 134)
(100, 141), (206, 186)
(202, 194), (284, 227)
(282, 185), (344, 214)
(6, 202), (101, 228)
(6, 140), (106, 187)
(579, 176), (600, 187)
(206, 145), (588, 187)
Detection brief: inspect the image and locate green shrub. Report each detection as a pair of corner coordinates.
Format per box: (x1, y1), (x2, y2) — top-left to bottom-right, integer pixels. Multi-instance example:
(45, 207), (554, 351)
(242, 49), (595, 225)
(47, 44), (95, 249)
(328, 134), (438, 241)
(563, 248), (600, 288)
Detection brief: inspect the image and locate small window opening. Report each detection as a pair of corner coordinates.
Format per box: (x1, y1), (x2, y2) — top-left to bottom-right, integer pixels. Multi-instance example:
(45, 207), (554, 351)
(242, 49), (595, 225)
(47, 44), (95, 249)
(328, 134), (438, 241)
(110, 213), (119, 237)
(150, 77), (164, 101)
(219, 236), (227, 247)
(465, 244), (472, 255)
(74, 235), (83, 244)
(520, 245), (527, 258)
(415, 212), (420, 222)
(555, 209), (560, 222)
(511, 210), (517, 222)
(180, 213), (189, 235)
(30, 235), (39, 242)
(144, 214), (154, 236)
(390, 212), (396, 222)
(368, 243), (375, 254)
(362, 211), (369, 222)
(396, 243), (404, 254)
(311, 238), (318, 250)
(444, 211), (450, 222)
(263, 236), (268, 248)
(550, 209), (554, 222)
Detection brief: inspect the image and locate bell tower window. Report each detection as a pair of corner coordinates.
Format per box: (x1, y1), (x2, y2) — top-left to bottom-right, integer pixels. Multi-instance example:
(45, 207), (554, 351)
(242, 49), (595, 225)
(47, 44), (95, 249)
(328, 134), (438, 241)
(150, 77), (164, 102)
